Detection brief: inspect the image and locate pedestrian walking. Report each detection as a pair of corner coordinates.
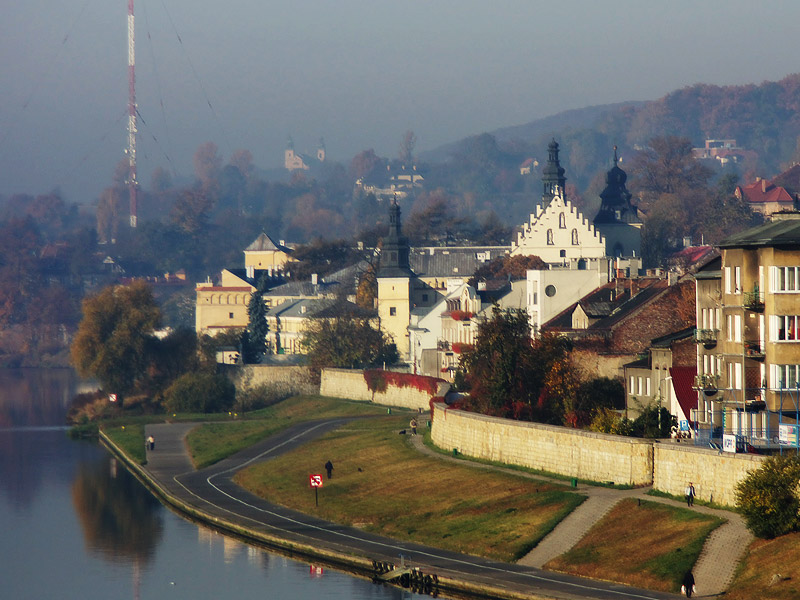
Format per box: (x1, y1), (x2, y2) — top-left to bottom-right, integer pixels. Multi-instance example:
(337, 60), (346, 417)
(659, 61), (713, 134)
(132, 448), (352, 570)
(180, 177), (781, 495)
(147, 435), (155, 451)
(685, 481), (695, 507)
(410, 418), (418, 435)
(325, 460), (333, 479)
(681, 570), (695, 597)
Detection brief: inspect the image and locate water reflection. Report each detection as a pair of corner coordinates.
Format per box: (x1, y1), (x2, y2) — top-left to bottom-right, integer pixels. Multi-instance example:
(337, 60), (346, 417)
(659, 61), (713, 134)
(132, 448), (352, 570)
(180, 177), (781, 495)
(71, 456), (163, 563)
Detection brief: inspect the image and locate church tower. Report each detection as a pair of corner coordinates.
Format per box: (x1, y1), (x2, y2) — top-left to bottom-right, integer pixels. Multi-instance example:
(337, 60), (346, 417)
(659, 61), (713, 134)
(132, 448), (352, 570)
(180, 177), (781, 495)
(541, 138), (566, 208)
(377, 198), (414, 360)
(593, 147), (642, 258)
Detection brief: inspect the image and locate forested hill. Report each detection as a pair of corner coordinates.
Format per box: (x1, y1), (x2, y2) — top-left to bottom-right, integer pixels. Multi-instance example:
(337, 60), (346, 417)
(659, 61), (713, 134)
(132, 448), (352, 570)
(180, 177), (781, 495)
(427, 73), (800, 191)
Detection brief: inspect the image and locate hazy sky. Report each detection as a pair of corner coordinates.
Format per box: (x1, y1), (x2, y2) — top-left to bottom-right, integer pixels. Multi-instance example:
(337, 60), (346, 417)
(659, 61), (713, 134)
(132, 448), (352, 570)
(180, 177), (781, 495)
(2, 1), (799, 203)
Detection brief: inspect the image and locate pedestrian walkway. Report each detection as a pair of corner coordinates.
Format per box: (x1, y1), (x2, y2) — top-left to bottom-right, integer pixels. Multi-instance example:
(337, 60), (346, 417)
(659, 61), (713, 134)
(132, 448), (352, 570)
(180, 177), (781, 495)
(406, 433), (753, 597)
(130, 421), (678, 600)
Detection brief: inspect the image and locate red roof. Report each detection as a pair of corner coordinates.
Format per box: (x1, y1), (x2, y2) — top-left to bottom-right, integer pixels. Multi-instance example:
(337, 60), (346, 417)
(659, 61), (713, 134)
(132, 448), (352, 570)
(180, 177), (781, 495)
(736, 179), (794, 205)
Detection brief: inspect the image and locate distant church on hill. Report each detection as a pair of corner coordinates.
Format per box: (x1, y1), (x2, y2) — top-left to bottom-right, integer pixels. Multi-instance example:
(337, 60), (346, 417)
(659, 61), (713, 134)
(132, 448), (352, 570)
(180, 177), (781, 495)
(285, 136), (326, 171)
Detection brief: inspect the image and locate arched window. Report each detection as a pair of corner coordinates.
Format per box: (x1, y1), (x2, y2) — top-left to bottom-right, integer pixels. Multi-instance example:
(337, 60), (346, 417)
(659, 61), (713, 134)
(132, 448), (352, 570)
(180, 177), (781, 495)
(546, 229), (554, 245)
(578, 258), (587, 270)
(559, 213), (566, 229)
(571, 228), (579, 245)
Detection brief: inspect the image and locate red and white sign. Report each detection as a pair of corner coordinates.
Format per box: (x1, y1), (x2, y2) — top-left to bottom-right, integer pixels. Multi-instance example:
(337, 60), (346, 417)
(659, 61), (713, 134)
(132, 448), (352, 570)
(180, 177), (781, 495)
(309, 474), (323, 488)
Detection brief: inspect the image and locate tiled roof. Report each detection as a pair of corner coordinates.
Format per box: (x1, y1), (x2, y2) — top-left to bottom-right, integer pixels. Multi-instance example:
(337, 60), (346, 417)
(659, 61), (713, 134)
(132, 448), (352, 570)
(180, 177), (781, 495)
(736, 180), (794, 205)
(409, 246), (509, 279)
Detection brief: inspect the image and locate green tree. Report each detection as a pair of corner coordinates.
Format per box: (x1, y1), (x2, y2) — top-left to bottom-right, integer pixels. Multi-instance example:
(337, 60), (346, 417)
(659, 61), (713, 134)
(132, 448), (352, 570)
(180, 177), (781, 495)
(736, 455), (800, 539)
(243, 277), (269, 363)
(301, 302), (396, 377)
(70, 281), (162, 400)
(631, 405), (675, 439)
(163, 371), (236, 414)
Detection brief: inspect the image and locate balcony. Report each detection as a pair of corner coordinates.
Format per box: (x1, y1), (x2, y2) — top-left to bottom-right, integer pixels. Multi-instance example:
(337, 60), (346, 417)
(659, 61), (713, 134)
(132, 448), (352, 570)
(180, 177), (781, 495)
(744, 340), (765, 361)
(694, 328), (718, 349)
(694, 373), (720, 396)
(743, 290), (765, 312)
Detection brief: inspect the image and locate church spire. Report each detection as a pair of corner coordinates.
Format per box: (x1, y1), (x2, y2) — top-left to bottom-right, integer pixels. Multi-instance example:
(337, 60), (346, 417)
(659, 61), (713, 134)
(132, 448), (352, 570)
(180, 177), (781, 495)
(541, 138), (566, 208)
(379, 196), (412, 277)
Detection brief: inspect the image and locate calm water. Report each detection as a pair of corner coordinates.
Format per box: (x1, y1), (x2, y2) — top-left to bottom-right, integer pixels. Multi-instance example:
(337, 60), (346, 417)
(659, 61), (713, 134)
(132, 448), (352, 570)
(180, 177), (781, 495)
(0, 369), (419, 600)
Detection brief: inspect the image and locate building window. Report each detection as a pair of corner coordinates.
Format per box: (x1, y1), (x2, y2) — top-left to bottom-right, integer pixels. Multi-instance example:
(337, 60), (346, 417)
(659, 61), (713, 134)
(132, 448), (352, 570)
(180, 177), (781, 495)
(773, 364), (800, 389)
(724, 267), (732, 294)
(560, 249), (566, 258)
(571, 229), (579, 245)
(559, 213), (566, 228)
(772, 266), (800, 292)
(229, 312), (234, 319)
(629, 376), (635, 394)
(773, 315), (800, 341)
(389, 307), (396, 316)
(422, 294), (429, 303)
(546, 229), (554, 245)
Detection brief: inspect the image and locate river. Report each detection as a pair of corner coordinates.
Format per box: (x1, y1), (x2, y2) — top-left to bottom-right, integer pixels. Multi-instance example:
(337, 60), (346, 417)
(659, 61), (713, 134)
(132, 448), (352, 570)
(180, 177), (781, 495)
(0, 369), (420, 600)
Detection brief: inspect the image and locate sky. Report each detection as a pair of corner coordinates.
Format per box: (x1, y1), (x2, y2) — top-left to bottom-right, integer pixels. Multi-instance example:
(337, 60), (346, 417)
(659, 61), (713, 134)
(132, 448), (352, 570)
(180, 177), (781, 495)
(2, 1), (800, 204)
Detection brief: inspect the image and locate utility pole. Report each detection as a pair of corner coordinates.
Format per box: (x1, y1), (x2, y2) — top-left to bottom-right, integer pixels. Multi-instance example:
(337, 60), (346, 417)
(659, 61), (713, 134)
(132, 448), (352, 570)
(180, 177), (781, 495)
(126, 0), (138, 228)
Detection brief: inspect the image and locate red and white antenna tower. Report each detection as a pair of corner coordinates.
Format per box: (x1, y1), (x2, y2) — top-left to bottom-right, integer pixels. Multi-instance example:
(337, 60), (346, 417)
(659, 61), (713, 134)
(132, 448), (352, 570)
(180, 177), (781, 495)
(126, 0), (138, 227)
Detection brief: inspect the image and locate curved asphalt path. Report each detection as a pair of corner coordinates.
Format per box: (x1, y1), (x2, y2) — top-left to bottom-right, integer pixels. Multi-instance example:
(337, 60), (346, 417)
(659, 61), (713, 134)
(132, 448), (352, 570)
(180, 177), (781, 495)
(135, 420), (683, 600)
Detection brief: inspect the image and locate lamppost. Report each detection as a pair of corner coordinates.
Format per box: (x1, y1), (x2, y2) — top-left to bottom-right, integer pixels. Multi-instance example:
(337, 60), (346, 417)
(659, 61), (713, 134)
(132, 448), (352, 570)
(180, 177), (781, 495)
(660, 375), (673, 436)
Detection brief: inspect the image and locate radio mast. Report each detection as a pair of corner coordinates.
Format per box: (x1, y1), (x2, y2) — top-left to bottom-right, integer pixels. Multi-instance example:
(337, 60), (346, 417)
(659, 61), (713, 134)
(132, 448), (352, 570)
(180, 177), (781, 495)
(126, 0), (138, 227)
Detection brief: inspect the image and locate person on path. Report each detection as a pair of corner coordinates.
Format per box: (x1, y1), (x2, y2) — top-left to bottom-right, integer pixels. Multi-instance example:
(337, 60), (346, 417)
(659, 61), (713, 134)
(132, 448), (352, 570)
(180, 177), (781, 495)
(685, 481), (695, 507)
(410, 418), (418, 436)
(681, 570), (695, 597)
(325, 460), (333, 479)
(147, 435), (155, 451)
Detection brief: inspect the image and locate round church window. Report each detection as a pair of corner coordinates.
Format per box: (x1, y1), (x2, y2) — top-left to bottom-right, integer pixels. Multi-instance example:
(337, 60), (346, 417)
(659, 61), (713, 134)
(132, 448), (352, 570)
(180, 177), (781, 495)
(545, 285), (556, 297)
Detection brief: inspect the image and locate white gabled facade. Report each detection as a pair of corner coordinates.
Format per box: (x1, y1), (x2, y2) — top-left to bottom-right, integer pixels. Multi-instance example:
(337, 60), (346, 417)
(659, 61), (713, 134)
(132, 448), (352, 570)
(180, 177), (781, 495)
(511, 190), (606, 263)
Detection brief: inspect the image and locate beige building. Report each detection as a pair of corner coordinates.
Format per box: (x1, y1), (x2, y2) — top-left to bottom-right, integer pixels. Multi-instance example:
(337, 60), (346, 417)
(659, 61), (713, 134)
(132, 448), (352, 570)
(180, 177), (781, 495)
(694, 213), (800, 448)
(244, 232), (294, 272)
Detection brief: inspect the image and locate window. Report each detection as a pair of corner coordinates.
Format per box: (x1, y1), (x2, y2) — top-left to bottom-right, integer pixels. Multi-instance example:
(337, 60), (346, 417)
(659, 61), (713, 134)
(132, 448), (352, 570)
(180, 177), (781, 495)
(422, 294), (429, 303)
(724, 267), (732, 294)
(546, 229), (554, 245)
(773, 315), (800, 341)
(389, 307), (396, 316)
(532, 292), (538, 305)
(735, 266), (741, 293)
(559, 213), (566, 228)
(728, 362), (742, 389)
(560, 250), (566, 258)
(571, 228), (579, 245)
(734, 314), (742, 342)
(772, 266), (800, 292)
(646, 377), (651, 396)
(629, 376), (635, 394)
(773, 364), (800, 389)
(229, 312), (234, 319)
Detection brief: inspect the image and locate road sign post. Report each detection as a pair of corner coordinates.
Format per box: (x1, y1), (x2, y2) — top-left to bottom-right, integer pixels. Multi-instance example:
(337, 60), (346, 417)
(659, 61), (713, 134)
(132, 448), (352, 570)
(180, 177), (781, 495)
(309, 474), (323, 507)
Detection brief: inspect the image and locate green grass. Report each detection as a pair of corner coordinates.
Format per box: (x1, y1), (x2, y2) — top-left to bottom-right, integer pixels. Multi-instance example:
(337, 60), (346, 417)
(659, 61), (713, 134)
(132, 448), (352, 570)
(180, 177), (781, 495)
(186, 395), (394, 468)
(103, 423), (147, 464)
(547, 498), (724, 593)
(234, 415), (585, 562)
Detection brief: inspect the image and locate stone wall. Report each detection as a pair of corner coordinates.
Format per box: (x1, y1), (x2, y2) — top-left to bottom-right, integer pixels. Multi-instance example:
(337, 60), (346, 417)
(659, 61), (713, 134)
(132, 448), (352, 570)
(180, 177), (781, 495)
(226, 365), (317, 395)
(653, 443), (765, 507)
(431, 403), (654, 485)
(430, 403), (766, 504)
(320, 368), (449, 411)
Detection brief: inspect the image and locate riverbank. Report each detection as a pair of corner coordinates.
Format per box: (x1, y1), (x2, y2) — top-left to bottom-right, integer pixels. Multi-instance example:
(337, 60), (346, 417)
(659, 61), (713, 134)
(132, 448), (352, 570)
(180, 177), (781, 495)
(101, 420), (677, 600)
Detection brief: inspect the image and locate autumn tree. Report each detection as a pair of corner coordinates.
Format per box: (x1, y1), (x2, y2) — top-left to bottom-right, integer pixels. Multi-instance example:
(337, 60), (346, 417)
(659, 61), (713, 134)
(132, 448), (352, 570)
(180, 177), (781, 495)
(399, 130), (417, 165)
(301, 301), (396, 378)
(71, 281), (162, 400)
(469, 254), (547, 287)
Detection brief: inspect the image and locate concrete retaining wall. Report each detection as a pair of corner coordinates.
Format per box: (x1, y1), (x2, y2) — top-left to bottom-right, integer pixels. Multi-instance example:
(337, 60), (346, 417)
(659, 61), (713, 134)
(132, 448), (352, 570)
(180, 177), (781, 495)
(320, 368), (449, 411)
(431, 403), (654, 486)
(227, 365), (317, 395)
(653, 443), (765, 507)
(430, 403), (766, 503)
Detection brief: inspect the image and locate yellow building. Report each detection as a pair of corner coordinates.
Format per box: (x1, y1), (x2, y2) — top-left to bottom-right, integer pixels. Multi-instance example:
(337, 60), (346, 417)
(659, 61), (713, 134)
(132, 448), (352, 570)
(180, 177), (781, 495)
(694, 213), (800, 448)
(244, 232), (294, 272)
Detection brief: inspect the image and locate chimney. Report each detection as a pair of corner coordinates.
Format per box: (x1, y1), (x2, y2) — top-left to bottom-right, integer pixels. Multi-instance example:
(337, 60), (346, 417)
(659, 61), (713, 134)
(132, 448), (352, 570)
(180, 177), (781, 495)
(301, 304), (307, 314)
(311, 273), (318, 285)
(246, 265), (254, 279)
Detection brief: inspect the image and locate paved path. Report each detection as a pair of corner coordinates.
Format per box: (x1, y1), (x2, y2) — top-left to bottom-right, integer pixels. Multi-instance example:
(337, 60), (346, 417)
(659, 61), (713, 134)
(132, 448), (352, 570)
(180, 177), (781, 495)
(406, 433), (753, 598)
(135, 421), (680, 600)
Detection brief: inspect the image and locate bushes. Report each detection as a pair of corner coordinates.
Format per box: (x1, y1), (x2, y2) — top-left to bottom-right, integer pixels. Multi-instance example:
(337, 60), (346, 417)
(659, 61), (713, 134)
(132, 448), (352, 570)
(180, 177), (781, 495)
(736, 455), (800, 539)
(234, 382), (297, 412)
(164, 372), (236, 414)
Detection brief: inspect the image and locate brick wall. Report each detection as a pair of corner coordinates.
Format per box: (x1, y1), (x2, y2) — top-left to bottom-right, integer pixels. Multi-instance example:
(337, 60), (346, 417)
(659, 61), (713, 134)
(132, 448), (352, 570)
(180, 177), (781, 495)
(320, 368), (449, 411)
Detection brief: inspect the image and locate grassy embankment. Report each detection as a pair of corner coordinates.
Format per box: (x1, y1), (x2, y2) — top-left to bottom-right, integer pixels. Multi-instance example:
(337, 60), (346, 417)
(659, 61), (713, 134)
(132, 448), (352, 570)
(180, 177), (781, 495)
(233, 412), (583, 562)
(724, 532), (800, 599)
(547, 498), (723, 593)
(105, 394), (738, 592)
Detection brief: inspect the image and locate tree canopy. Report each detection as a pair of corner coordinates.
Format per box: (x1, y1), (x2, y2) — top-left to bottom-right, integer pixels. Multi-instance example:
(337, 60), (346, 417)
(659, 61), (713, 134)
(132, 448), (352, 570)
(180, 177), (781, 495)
(70, 280), (162, 398)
